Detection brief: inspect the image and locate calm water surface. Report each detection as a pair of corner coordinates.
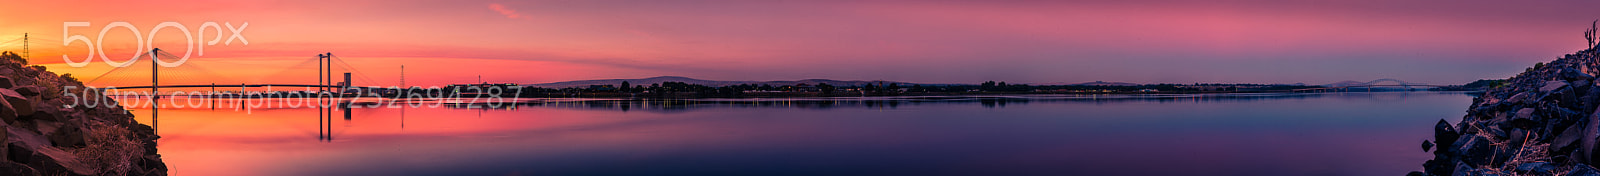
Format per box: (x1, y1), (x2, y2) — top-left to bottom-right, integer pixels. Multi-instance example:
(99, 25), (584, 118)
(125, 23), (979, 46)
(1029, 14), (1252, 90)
(126, 92), (1471, 176)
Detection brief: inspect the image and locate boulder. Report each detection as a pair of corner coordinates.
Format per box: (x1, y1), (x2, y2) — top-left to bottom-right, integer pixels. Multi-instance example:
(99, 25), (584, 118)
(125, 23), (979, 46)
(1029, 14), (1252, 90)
(1482, 120), (1509, 138)
(1454, 135), (1495, 166)
(1514, 108), (1535, 120)
(1423, 158), (1458, 176)
(1454, 168), (1506, 176)
(1453, 162), (1474, 176)
(45, 122), (84, 148)
(1573, 164), (1600, 176)
(1435, 119), (1460, 154)
(140, 154), (166, 174)
(9, 86), (38, 98)
(0, 161), (38, 176)
(1424, 140), (1435, 152)
(0, 76), (13, 89)
(26, 147), (94, 176)
(1509, 129), (1528, 152)
(1545, 80), (1571, 92)
(1584, 107), (1600, 164)
(28, 107), (63, 122)
(1568, 68), (1598, 81)
(0, 121), (6, 162)
(1556, 123), (1586, 153)
(1517, 162), (1557, 175)
(1507, 92), (1533, 104)
(5, 142), (29, 164)
(0, 89), (29, 116)
(1578, 79), (1594, 93)
(0, 97), (15, 124)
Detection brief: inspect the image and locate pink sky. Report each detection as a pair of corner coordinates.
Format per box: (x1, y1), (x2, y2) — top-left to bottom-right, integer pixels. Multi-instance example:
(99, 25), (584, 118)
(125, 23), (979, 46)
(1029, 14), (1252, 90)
(0, 0), (1594, 86)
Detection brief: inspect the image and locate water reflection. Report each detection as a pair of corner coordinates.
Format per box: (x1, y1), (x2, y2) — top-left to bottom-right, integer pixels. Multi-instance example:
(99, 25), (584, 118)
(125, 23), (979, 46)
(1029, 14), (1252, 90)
(525, 92), (1469, 113)
(123, 92), (1472, 176)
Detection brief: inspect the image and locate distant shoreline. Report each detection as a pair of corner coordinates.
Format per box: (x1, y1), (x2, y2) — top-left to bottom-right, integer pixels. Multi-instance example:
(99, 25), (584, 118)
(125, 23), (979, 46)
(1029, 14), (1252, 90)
(508, 90), (1481, 99)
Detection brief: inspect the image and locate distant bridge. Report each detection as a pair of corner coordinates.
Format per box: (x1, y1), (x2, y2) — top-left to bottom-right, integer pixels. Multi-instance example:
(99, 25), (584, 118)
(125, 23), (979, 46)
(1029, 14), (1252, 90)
(89, 49), (377, 91)
(86, 48), (380, 141)
(1290, 79), (1447, 92)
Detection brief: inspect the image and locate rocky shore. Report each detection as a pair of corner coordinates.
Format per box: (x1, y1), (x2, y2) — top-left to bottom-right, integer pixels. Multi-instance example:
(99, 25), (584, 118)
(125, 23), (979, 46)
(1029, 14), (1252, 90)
(0, 52), (166, 176)
(1415, 48), (1600, 176)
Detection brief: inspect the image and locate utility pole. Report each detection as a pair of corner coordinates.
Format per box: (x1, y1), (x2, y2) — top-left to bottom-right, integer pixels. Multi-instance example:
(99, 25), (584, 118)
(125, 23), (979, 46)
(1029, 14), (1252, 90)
(400, 65), (405, 88)
(22, 33), (27, 60)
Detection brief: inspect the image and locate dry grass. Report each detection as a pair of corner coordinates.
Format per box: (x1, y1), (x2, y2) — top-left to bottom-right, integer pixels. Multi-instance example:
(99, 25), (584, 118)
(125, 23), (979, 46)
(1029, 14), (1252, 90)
(70, 120), (142, 175)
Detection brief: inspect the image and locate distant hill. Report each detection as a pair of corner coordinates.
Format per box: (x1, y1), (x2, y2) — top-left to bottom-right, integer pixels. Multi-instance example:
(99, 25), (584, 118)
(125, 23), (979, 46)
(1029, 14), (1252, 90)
(1070, 81), (1140, 86)
(525, 76), (913, 88)
(1029, 81), (1139, 86)
(1458, 79), (1507, 89)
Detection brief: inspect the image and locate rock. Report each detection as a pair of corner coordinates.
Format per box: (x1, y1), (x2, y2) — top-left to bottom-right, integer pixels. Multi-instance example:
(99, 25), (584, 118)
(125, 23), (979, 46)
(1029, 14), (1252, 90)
(26, 147), (94, 176)
(1514, 108), (1535, 120)
(0, 161), (38, 176)
(1556, 123), (1586, 153)
(1424, 140), (1435, 152)
(1509, 128), (1528, 151)
(0, 76), (14, 89)
(1423, 158), (1457, 176)
(1482, 121), (1508, 138)
(1573, 164), (1600, 176)
(1545, 80), (1570, 92)
(1435, 119), (1460, 154)
(9, 86), (38, 98)
(1454, 135), (1495, 166)
(1454, 168), (1505, 176)
(1508, 92), (1535, 104)
(28, 107), (63, 122)
(1517, 162), (1557, 174)
(0, 121), (6, 163)
(45, 122), (84, 148)
(140, 155), (166, 174)
(5, 142), (29, 164)
(1578, 79), (1594, 92)
(1587, 109), (1600, 164)
(1568, 68), (1597, 81)
(0, 89), (29, 117)
(0, 97), (15, 124)
(1453, 162), (1474, 176)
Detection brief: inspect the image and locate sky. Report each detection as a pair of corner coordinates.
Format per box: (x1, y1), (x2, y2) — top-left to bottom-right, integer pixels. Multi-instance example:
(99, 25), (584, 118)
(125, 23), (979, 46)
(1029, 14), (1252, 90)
(0, 0), (1597, 86)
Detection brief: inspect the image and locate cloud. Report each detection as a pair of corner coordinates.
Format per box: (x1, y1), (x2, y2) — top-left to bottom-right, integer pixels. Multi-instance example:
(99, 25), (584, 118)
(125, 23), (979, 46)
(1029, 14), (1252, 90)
(488, 3), (526, 19)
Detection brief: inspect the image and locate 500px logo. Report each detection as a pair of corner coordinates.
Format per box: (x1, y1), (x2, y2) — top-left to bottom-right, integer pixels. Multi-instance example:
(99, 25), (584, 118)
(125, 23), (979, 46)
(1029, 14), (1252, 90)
(60, 21), (248, 68)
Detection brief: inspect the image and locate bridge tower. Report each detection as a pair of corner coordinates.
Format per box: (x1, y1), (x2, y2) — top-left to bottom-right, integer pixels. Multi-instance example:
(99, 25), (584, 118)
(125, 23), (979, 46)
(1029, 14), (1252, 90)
(317, 53), (325, 140)
(21, 33), (27, 60)
(150, 48), (160, 132)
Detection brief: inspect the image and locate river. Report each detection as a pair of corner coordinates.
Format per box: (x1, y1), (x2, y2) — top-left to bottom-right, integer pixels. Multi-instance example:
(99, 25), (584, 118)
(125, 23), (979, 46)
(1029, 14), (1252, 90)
(125, 92), (1470, 175)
